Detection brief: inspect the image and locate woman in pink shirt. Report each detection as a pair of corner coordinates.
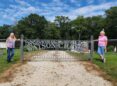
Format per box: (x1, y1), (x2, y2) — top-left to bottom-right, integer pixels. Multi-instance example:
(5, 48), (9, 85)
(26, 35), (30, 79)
(97, 31), (108, 63)
(6, 33), (17, 62)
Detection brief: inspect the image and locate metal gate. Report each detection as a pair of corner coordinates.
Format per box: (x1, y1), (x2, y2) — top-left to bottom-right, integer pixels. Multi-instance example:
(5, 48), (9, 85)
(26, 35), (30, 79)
(23, 39), (89, 52)
(20, 35), (92, 62)
(0, 35), (94, 62)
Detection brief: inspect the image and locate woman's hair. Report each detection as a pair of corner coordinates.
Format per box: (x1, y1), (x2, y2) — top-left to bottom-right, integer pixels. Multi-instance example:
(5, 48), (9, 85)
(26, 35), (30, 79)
(100, 31), (105, 35)
(9, 33), (16, 39)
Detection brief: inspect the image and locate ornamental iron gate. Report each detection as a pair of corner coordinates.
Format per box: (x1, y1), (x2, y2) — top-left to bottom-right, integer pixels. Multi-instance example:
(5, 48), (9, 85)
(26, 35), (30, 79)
(20, 35), (94, 62)
(24, 39), (89, 52)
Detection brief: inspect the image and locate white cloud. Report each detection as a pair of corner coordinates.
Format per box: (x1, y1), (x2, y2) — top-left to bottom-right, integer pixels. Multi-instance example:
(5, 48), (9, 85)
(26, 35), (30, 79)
(15, 0), (30, 6)
(24, 6), (38, 13)
(42, 1), (117, 21)
(0, 0), (117, 25)
(87, 0), (94, 4)
(64, 2), (117, 20)
(1, 3), (41, 23)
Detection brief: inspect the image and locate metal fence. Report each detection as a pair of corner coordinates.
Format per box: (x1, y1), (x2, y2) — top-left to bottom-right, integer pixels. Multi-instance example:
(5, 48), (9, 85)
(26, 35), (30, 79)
(93, 39), (117, 52)
(1, 35), (116, 62)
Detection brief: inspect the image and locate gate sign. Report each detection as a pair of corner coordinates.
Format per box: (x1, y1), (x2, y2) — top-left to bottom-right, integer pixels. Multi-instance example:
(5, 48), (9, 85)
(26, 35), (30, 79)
(24, 39), (89, 52)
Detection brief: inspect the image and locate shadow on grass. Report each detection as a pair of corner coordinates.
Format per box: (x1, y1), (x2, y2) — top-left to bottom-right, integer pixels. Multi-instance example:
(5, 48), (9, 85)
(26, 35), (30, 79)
(94, 58), (103, 62)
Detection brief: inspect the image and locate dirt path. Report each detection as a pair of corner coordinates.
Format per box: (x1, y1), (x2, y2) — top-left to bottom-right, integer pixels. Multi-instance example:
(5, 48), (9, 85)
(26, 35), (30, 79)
(0, 51), (112, 86)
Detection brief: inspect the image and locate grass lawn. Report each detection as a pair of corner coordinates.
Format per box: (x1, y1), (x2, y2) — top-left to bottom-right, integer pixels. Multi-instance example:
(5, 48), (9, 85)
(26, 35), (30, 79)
(67, 51), (117, 85)
(93, 52), (117, 84)
(0, 49), (20, 75)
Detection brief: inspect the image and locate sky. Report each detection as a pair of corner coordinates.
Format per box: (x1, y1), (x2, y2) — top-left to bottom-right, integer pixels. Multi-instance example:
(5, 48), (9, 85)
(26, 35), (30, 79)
(0, 0), (117, 25)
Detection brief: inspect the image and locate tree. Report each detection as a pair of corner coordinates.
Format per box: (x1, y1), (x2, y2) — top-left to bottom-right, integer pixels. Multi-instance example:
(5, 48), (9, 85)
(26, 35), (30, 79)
(16, 14), (48, 39)
(54, 16), (71, 39)
(85, 16), (106, 39)
(44, 22), (60, 39)
(0, 25), (12, 39)
(106, 6), (117, 39)
(71, 16), (87, 40)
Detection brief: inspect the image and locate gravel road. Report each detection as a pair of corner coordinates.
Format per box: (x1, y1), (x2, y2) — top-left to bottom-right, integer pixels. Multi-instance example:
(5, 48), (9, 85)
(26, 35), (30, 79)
(0, 51), (112, 86)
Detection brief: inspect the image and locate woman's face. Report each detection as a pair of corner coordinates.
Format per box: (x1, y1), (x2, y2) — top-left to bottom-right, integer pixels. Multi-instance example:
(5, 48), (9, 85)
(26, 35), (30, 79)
(100, 32), (105, 36)
(11, 35), (14, 38)
(10, 33), (14, 38)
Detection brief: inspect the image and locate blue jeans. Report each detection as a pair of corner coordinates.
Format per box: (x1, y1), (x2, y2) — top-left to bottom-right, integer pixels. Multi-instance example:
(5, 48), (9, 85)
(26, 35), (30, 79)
(97, 46), (105, 56)
(7, 48), (14, 62)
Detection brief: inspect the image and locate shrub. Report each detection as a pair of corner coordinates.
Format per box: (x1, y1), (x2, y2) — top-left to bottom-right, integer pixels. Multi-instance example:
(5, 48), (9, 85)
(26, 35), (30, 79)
(24, 45), (38, 52)
(107, 45), (114, 52)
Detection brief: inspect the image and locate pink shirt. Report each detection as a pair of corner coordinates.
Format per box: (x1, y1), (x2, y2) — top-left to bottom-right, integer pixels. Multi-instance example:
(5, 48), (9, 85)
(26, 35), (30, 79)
(98, 36), (108, 46)
(6, 38), (15, 48)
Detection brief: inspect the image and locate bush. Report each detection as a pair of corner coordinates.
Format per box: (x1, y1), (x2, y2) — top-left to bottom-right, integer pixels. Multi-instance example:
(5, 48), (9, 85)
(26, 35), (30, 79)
(107, 45), (114, 52)
(24, 45), (38, 52)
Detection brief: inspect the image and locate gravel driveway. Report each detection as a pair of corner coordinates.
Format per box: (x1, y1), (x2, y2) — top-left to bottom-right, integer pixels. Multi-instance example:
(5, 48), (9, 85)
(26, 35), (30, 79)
(0, 51), (112, 86)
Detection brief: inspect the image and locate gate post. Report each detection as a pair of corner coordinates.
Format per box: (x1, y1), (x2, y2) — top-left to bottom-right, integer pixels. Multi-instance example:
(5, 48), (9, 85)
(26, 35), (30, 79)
(90, 35), (94, 61)
(20, 34), (24, 62)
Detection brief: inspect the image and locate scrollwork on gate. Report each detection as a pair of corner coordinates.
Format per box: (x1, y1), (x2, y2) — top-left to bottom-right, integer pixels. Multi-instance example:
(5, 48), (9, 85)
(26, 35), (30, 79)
(24, 39), (89, 52)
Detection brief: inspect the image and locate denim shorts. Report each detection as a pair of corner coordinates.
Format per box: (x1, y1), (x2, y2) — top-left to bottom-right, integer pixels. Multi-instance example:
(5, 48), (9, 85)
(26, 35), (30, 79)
(97, 46), (105, 56)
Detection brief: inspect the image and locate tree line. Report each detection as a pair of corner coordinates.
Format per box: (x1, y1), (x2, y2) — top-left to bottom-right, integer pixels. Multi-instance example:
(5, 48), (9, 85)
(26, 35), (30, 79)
(0, 6), (117, 40)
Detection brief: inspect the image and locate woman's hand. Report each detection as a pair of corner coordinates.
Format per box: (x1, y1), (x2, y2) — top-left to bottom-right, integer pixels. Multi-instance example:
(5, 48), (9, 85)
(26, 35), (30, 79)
(17, 39), (20, 41)
(15, 39), (20, 41)
(105, 46), (107, 53)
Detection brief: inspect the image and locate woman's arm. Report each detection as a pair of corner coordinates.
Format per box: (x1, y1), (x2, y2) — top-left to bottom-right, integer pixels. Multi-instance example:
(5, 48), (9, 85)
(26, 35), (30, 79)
(14, 36), (20, 41)
(105, 36), (108, 47)
(14, 36), (17, 41)
(105, 37), (108, 52)
(6, 37), (9, 49)
(105, 40), (108, 47)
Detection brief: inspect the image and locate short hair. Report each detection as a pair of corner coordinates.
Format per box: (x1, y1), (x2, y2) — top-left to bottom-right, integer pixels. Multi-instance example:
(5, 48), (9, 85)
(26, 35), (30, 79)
(10, 33), (14, 36)
(100, 31), (105, 34)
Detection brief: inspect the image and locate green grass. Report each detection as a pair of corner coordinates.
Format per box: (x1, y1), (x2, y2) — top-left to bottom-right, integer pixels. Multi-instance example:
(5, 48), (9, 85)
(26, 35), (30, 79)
(93, 52), (117, 82)
(0, 49), (20, 75)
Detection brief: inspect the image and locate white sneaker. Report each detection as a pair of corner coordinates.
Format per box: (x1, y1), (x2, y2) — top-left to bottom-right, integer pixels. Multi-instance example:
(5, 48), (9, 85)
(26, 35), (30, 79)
(103, 58), (106, 63)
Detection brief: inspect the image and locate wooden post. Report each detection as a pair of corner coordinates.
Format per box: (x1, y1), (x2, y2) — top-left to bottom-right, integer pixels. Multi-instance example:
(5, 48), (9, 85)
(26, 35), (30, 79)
(20, 34), (24, 62)
(90, 35), (94, 61)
